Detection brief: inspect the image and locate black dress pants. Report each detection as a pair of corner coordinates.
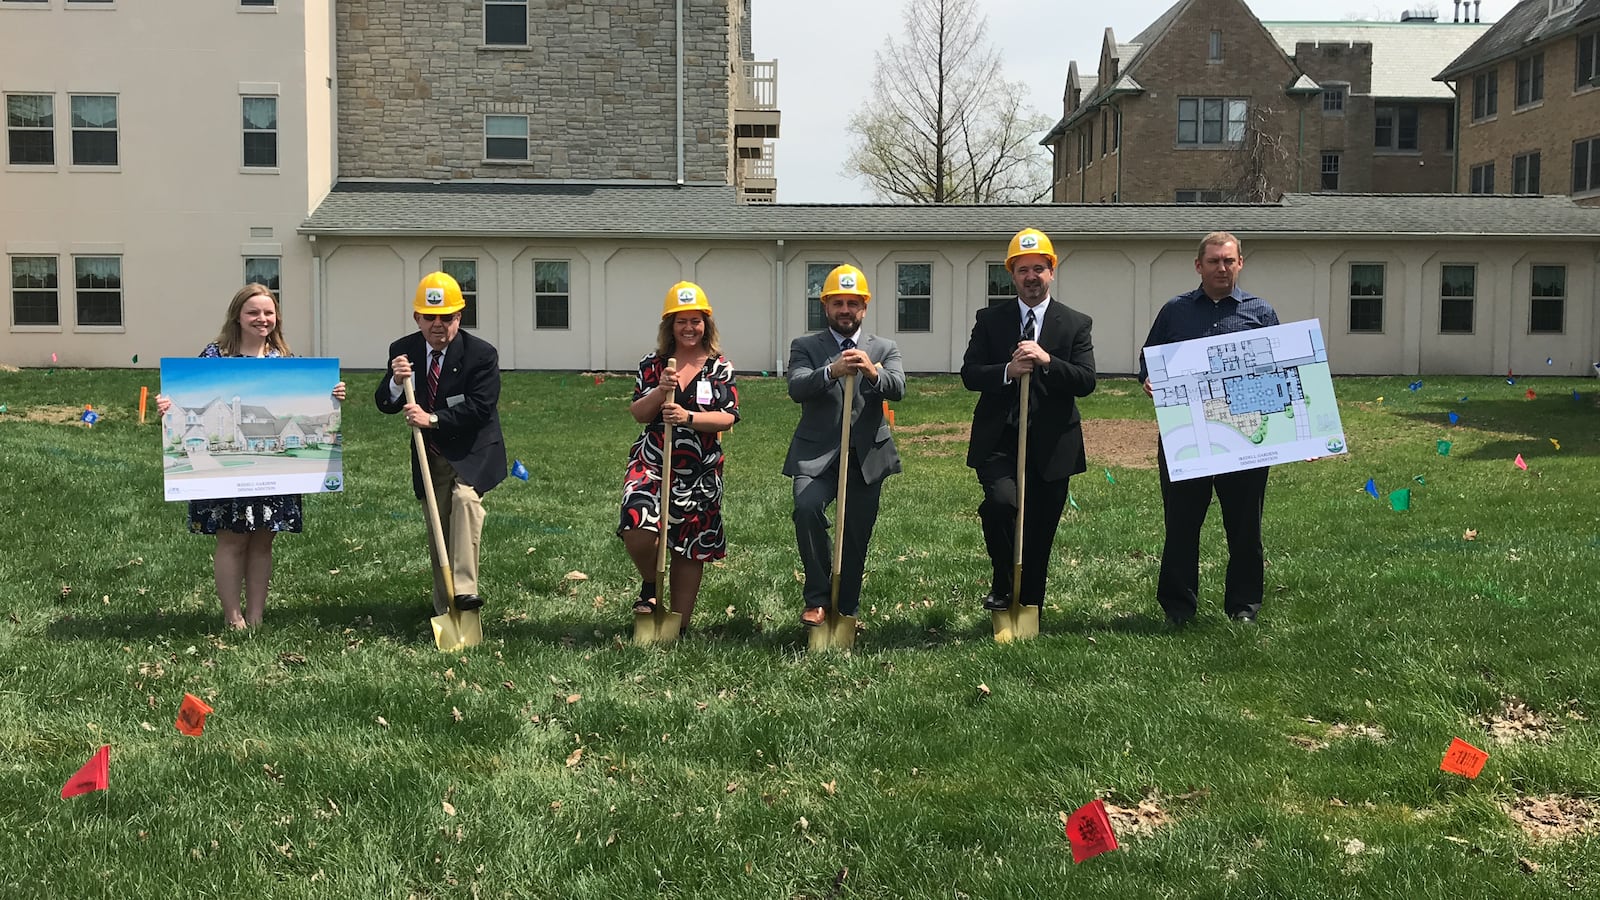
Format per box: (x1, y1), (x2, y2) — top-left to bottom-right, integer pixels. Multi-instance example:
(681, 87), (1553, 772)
(1156, 448), (1269, 622)
(976, 453), (1071, 606)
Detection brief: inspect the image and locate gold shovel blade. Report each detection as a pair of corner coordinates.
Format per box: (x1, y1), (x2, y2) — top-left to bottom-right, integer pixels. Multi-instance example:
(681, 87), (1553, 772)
(807, 612), (858, 652)
(632, 606), (683, 646)
(432, 609), (483, 652)
(991, 603), (1039, 643)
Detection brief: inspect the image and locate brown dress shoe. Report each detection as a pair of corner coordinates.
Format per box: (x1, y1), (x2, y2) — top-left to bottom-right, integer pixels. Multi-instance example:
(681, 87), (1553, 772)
(800, 606), (827, 626)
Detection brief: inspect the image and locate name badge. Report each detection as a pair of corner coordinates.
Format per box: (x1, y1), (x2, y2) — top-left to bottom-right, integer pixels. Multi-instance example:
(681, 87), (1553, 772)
(446, 394), (466, 408)
(696, 379), (713, 406)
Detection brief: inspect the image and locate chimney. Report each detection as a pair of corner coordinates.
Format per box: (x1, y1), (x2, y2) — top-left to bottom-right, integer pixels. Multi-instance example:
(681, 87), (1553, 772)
(1474, 0), (1480, 23)
(1453, 0), (1460, 22)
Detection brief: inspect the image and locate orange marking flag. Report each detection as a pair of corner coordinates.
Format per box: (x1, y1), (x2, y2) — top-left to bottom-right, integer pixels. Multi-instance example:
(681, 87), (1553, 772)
(1065, 799), (1119, 863)
(60, 745), (110, 799)
(1440, 737), (1489, 778)
(176, 693), (214, 737)
(138, 386), (148, 425)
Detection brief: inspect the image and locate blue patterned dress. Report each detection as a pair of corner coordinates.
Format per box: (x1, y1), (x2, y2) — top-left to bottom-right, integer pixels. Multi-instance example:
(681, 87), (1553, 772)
(185, 343), (305, 535)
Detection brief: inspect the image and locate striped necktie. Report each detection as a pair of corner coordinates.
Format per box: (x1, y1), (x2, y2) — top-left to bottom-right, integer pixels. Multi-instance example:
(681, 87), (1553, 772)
(427, 350), (442, 409)
(1022, 310), (1036, 342)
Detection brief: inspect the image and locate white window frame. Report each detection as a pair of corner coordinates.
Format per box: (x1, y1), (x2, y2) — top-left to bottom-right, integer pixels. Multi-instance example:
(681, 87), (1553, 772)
(895, 262), (932, 333)
(986, 262), (1011, 308)
(805, 261), (841, 332)
(68, 93), (118, 167)
(440, 258), (478, 330)
(6, 93), (54, 167)
(484, 114), (528, 162)
(1439, 264), (1476, 334)
(10, 254), (60, 329)
(1512, 151), (1540, 194)
(484, 0), (528, 47)
(1374, 105), (1419, 151)
(1471, 71), (1497, 120)
(244, 257), (280, 303)
(1177, 97), (1247, 148)
(1348, 263), (1385, 334)
(1322, 84), (1347, 114)
(72, 254), (122, 329)
(1530, 265), (1566, 334)
(1321, 153), (1341, 191)
(242, 95), (278, 169)
(1515, 53), (1544, 107)
(533, 260), (570, 330)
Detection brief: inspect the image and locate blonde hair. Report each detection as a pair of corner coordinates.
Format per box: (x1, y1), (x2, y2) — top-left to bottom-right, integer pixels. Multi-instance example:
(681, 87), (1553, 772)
(1197, 231), (1242, 260)
(214, 283), (291, 356)
(655, 311), (722, 360)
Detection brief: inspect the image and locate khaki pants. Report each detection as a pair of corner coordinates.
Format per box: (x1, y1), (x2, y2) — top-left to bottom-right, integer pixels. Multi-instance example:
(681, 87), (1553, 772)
(424, 454), (485, 615)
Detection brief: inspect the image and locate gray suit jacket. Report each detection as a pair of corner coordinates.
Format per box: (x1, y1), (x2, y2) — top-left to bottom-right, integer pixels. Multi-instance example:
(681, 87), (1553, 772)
(783, 330), (905, 485)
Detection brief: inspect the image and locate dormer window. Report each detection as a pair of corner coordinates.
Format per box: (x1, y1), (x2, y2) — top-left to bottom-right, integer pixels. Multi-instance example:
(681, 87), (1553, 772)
(1551, 0), (1575, 14)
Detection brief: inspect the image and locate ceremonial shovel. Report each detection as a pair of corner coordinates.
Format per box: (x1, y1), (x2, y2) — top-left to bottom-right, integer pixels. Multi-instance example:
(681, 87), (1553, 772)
(993, 371), (1039, 643)
(404, 378), (482, 652)
(634, 358), (683, 646)
(809, 371), (858, 652)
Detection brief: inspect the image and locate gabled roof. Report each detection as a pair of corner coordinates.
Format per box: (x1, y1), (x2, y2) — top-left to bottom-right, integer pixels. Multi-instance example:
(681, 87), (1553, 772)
(1265, 21), (1492, 99)
(300, 182), (1600, 240)
(1437, 0), (1600, 80)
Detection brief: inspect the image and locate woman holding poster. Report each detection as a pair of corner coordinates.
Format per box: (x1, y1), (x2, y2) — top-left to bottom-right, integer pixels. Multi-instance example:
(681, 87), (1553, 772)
(156, 283), (346, 629)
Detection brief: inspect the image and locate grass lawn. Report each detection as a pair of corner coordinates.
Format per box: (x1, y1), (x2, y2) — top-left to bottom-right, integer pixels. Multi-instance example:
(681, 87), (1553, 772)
(1, 367), (1598, 899)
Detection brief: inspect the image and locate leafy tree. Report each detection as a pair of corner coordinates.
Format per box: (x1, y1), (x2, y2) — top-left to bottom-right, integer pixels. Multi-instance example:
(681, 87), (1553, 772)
(844, 0), (1050, 203)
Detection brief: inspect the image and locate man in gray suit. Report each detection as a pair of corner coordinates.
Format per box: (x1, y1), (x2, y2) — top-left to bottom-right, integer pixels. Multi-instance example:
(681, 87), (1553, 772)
(784, 264), (906, 626)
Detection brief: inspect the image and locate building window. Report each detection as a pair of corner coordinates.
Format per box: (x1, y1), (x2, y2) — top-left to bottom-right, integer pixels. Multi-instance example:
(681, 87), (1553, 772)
(69, 94), (117, 166)
(1100, 112), (1109, 158)
(896, 263), (931, 333)
(1576, 31), (1599, 90)
(1208, 30), (1223, 62)
(1515, 53), (1544, 106)
(1175, 189), (1225, 203)
(1374, 105), (1418, 151)
(1469, 162), (1495, 194)
(1471, 71), (1497, 120)
(243, 258), (280, 302)
(1348, 264), (1384, 333)
(1512, 152), (1541, 194)
(1177, 97), (1247, 147)
(1439, 264), (1475, 334)
(242, 96), (277, 168)
(805, 262), (841, 332)
(1112, 109), (1120, 151)
(484, 114), (527, 161)
(441, 259), (478, 329)
(484, 0), (527, 46)
(1573, 136), (1600, 193)
(74, 256), (121, 326)
(10, 256), (58, 327)
(240, 0), (276, 6)
(6, 94), (53, 165)
(1321, 153), (1341, 191)
(1322, 85), (1347, 114)
(1078, 130), (1090, 170)
(533, 260), (569, 330)
(986, 263), (1012, 308)
(1530, 265), (1565, 334)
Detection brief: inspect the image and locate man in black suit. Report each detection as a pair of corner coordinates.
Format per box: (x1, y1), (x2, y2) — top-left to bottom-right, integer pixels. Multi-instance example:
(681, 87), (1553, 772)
(783, 265), (906, 626)
(375, 272), (507, 615)
(961, 228), (1097, 611)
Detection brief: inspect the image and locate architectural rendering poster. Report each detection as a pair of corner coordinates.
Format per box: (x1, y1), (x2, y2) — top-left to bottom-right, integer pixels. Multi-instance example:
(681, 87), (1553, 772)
(160, 357), (344, 501)
(1143, 319), (1347, 482)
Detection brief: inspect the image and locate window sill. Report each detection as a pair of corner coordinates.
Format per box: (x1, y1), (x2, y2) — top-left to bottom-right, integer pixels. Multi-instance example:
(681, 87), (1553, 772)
(0, 3), (52, 10)
(5, 163), (58, 172)
(1347, 330), (1385, 336)
(10, 324), (62, 333)
(1469, 115), (1498, 125)
(1373, 149), (1422, 157)
(1574, 83), (1599, 97)
(239, 166), (280, 175)
(67, 164), (120, 173)
(1174, 144), (1244, 151)
(237, 5), (278, 13)
(1512, 100), (1544, 113)
(1572, 188), (1600, 201)
(73, 324), (125, 334)
(478, 44), (529, 51)
(65, 2), (117, 10)
(481, 158), (530, 165)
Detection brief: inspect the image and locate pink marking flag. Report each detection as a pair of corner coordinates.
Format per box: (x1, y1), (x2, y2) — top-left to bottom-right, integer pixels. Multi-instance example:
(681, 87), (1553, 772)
(1514, 454), (1528, 471)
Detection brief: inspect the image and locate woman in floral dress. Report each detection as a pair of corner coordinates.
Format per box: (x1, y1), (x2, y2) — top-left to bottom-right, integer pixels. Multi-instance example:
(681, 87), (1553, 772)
(618, 281), (740, 633)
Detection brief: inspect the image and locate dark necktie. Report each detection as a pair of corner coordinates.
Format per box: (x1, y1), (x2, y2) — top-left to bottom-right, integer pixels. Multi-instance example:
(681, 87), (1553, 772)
(427, 350), (442, 408)
(840, 338), (855, 351)
(1022, 310), (1036, 342)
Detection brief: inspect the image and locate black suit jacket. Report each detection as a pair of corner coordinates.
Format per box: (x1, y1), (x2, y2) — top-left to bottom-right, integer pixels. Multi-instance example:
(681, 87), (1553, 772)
(374, 330), (507, 500)
(960, 298), (1097, 482)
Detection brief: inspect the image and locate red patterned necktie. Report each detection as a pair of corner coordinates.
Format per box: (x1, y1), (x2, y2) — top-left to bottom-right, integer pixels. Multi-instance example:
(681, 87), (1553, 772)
(427, 350), (442, 408)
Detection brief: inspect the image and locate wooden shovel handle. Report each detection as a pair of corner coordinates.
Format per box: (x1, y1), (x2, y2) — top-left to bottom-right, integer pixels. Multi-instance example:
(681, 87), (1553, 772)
(656, 357), (677, 583)
(404, 376), (455, 601)
(1012, 372), (1029, 598)
(829, 372), (855, 614)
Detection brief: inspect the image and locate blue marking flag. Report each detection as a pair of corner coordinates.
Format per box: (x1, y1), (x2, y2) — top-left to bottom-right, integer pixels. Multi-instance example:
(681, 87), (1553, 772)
(1408, 380), (1423, 392)
(1448, 411), (1459, 425)
(80, 408), (99, 426)
(1575, 390), (1583, 402)
(510, 459), (529, 481)
(1364, 478), (1379, 499)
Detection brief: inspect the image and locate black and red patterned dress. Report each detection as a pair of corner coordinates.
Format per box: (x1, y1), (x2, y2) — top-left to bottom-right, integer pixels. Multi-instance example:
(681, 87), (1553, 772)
(616, 352), (740, 561)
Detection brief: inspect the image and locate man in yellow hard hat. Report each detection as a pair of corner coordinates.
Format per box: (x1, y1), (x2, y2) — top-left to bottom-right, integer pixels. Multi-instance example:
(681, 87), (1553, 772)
(375, 272), (507, 615)
(960, 228), (1097, 612)
(784, 264), (905, 627)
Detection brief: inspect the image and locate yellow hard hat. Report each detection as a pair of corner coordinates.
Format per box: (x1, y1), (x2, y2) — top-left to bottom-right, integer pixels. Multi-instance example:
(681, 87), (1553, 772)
(1006, 228), (1057, 270)
(661, 281), (713, 318)
(820, 264), (871, 303)
(414, 271), (466, 315)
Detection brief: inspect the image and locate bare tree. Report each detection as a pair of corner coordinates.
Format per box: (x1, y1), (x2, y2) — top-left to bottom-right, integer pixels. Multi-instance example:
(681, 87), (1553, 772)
(1230, 104), (1293, 203)
(844, 0), (1051, 203)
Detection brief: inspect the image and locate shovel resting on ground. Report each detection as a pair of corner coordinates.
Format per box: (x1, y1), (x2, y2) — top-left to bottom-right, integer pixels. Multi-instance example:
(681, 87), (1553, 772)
(809, 371), (858, 651)
(993, 371), (1040, 643)
(635, 358), (683, 646)
(404, 378), (483, 652)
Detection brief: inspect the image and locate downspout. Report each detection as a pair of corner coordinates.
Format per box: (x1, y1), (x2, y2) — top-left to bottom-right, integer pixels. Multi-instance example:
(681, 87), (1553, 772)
(309, 236), (322, 355)
(1297, 99), (1305, 192)
(676, 0), (685, 185)
(774, 239), (786, 375)
(1447, 82), (1460, 192)
(1112, 100), (1123, 202)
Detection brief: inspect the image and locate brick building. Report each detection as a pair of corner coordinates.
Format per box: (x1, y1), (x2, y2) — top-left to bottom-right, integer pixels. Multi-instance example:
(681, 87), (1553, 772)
(1043, 0), (1489, 203)
(1436, 0), (1600, 204)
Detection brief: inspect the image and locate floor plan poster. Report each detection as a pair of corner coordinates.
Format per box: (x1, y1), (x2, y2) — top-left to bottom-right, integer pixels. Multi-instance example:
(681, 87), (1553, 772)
(1144, 319), (1346, 481)
(160, 357), (344, 501)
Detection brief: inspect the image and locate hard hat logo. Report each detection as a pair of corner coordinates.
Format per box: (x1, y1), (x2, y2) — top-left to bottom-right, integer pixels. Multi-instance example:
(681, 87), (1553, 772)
(425, 287), (446, 306)
(1020, 235), (1039, 251)
(677, 288), (697, 304)
(838, 274), (857, 289)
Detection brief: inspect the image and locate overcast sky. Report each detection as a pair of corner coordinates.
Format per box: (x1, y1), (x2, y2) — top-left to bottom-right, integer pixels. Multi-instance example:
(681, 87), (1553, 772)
(751, 0), (1515, 203)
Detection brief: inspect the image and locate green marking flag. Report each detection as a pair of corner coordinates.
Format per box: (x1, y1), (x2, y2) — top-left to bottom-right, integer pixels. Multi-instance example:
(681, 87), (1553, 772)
(1437, 440), (1452, 456)
(1390, 488), (1411, 511)
(1068, 492), (1080, 511)
(1104, 468), (1115, 485)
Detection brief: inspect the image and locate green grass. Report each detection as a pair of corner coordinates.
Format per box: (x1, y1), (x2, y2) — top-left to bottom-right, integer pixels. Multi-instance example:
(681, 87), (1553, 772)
(2, 369), (1598, 898)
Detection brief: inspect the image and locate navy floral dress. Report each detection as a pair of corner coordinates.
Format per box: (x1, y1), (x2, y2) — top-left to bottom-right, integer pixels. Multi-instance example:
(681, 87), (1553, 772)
(186, 343), (304, 535)
(617, 352), (740, 561)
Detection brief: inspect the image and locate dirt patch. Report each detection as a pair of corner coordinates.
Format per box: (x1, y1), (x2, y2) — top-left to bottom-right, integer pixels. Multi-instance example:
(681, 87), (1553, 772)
(1101, 789), (1191, 837)
(0, 362), (19, 373)
(5, 405), (92, 426)
(1480, 699), (1559, 745)
(1290, 719), (1388, 752)
(1503, 794), (1599, 842)
(895, 418), (1157, 468)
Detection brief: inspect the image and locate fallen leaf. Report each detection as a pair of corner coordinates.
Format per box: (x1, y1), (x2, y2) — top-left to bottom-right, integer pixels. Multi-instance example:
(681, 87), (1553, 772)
(976, 683), (992, 699)
(328, 568), (340, 575)
(502, 681), (515, 691)
(795, 816), (810, 832)
(375, 716), (389, 728)
(451, 707), (463, 723)
(1344, 838), (1366, 856)
(566, 693), (582, 704)
(564, 571), (589, 581)
(442, 801), (457, 817)
(1519, 856), (1541, 873)
(821, 780), (837, 796)
(139, 721), (155, 731)
(726, 782), (739, 793)
(565, 747), (584, 768)
(1464, 529), (1478, 541)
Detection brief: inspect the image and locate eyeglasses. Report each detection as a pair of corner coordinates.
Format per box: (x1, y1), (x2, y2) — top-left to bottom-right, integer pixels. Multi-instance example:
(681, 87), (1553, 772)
(420, 313), (458, 322)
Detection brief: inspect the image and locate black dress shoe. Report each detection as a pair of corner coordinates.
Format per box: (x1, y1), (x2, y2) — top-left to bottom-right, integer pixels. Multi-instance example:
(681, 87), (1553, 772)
(454, 594), (484, 612)
(981, 592), (1012, 611)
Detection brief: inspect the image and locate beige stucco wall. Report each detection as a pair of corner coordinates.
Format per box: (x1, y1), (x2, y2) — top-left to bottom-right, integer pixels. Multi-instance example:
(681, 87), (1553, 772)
(0, 0), (334, 368)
